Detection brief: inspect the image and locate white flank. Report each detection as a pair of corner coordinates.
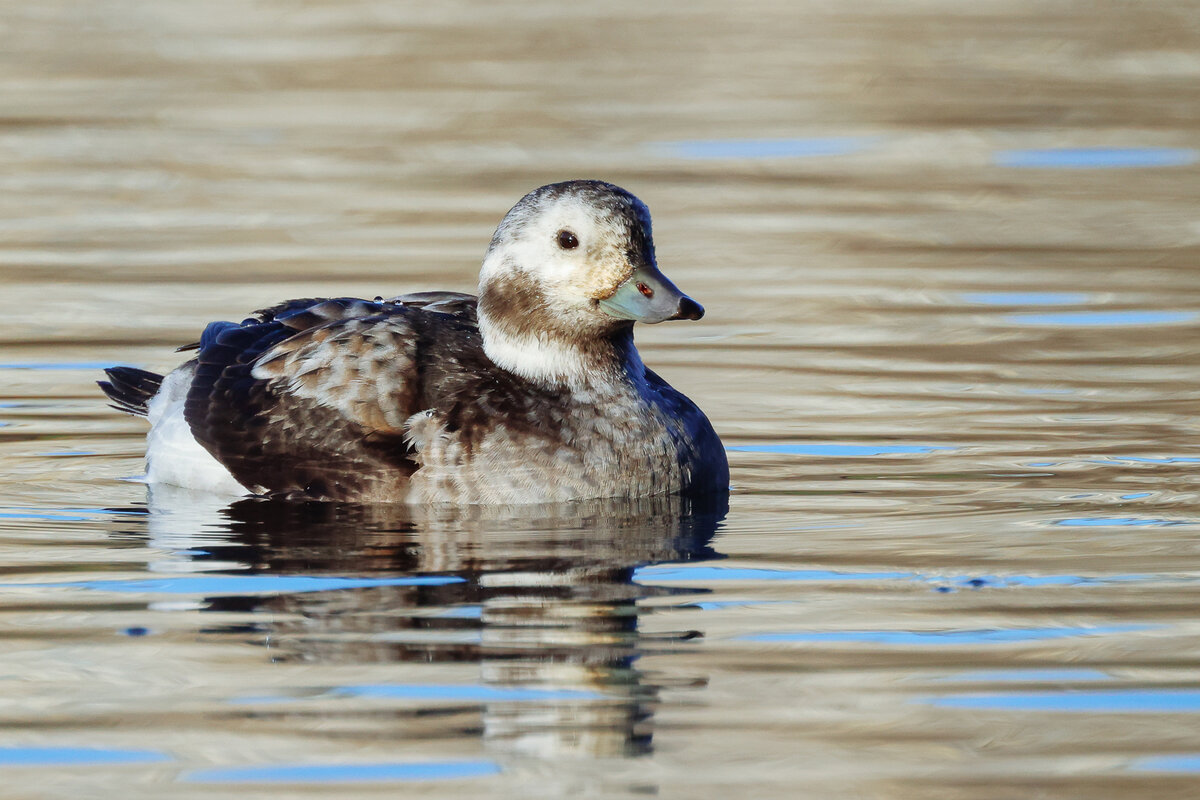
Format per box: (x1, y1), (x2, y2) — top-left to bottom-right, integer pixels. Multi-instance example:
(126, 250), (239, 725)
(145, 367), (249, 496)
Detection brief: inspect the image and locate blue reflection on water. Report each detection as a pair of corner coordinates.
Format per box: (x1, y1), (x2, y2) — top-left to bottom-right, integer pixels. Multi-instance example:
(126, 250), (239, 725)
(185, 760), (500, 784)
(1134, 754), (1200, 773)
(740, 625), (1147, 645)
(962, 292), (1088, 306)
(995, 147), (1197, 168)
(434, 605), (483, 619)
(658, 137), (873, 159)
(0, 747), (169, 766)
(1101, 456), (1200, 465)
(928, 689), (1200, 712)
(727, 443), (953, 456)
(1009, 310), (1198, 326)
(6, 575), (463, 594)
(1056, 518), (1197, 528)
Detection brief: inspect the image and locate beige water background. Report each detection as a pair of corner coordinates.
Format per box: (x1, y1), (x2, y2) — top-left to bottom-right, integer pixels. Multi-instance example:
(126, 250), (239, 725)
(3, 1), (1200, 797)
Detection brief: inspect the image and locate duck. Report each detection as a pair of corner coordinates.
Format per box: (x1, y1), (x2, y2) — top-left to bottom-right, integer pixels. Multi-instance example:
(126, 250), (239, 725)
(100, 180), (728, 504)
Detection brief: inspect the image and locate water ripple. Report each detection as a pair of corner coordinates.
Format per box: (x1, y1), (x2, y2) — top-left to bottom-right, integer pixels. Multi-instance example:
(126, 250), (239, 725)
(184, 760), (500, 784)
(962, 292), (1089, 306)
(933, 669), (1112, 683)
(636, 566), (1167, 588)
(0, 362), (132, 371)
(656, 136), (873, 159)
(742, 625), (1149, 645)
(727, 443), (953, 456)
(233, 684), (606, 705)
(4, 575), (464, 595)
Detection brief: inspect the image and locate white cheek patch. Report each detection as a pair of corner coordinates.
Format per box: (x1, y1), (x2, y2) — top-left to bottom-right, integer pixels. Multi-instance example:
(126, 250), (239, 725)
(482, 196), (628, 295)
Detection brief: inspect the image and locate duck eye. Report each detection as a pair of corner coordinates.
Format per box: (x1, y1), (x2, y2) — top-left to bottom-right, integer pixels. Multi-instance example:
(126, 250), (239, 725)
(556, 230), (579, 250)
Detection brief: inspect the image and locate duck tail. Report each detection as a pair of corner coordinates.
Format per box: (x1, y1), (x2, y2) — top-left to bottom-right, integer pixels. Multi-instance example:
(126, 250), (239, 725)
(98, 367), (164, 417)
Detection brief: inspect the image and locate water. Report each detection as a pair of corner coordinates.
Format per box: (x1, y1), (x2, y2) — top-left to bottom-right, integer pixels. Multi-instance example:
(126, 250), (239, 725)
(3, 1), (1200, 797)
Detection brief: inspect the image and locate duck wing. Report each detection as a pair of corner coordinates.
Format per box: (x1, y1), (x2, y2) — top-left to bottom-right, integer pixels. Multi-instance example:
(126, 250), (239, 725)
(183, 295), (479, 500)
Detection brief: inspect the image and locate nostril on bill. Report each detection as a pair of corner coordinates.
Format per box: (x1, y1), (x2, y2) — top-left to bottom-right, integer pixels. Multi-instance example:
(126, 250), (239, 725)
(672, 297), (705, 321)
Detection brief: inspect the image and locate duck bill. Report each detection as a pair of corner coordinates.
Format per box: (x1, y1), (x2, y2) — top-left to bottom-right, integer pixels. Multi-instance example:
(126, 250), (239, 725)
(598, 265), (705, 324)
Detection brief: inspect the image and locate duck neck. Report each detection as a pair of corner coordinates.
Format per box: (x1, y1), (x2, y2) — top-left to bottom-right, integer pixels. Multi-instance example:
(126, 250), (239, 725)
(479, 311), (644, 392)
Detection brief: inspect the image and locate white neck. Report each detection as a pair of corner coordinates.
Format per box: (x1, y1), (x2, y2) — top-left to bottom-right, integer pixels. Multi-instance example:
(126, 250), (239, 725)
(482, 329), (588, 386)
(479, 311), (643, 390)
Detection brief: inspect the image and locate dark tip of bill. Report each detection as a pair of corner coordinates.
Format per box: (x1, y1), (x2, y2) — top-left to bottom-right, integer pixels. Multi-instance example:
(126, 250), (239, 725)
(672, 297), (705, 321)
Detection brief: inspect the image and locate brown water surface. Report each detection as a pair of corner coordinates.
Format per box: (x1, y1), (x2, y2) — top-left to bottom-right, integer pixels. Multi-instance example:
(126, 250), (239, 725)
(3, 1), (1200, 797)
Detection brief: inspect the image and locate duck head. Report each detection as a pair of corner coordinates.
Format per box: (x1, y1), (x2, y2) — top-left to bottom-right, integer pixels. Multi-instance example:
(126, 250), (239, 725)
(478, 180), (703, 385)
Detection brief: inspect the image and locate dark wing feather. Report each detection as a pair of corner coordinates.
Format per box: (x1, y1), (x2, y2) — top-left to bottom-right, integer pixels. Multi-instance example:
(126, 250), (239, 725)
(182, 294), (480, 500)
(98, 366), (164, 416)
(388, 291), (478, 321)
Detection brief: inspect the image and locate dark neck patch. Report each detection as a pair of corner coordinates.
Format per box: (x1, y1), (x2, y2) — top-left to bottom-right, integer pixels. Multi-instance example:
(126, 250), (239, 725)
(477, 267), (555, 342)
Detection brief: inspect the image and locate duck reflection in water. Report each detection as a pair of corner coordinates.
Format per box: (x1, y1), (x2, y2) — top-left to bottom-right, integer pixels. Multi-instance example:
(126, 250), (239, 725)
(136, 489), (727, 759)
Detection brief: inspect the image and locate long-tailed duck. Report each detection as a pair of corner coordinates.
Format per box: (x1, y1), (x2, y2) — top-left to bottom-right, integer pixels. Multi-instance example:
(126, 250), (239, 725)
(100, 180), (728, 503)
